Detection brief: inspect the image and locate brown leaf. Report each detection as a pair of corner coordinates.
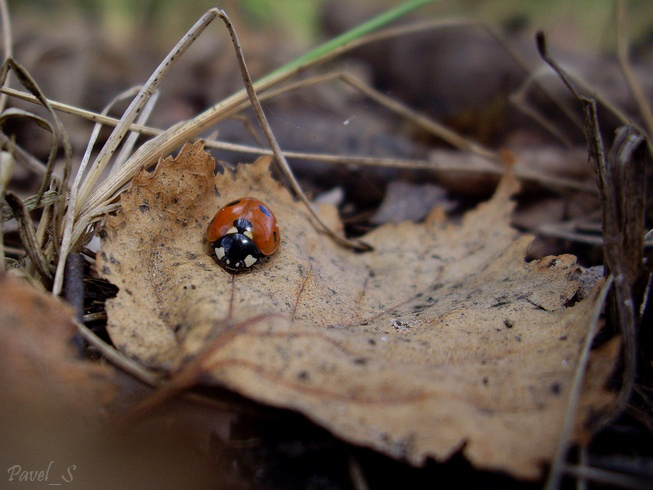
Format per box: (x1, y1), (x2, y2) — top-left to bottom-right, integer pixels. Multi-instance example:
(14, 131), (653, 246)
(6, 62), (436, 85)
(98, 141), (617, 478)
(0, 273), (221, 489)
(0, 273), (116, 413)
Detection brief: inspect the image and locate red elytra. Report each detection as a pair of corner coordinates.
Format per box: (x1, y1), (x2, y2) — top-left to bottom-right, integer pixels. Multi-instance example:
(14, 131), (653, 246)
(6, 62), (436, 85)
(206, 197), (280, 256)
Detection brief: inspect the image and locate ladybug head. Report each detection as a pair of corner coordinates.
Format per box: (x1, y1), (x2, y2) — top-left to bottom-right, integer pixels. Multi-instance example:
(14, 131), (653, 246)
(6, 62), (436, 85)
(210, 232), (262, 273)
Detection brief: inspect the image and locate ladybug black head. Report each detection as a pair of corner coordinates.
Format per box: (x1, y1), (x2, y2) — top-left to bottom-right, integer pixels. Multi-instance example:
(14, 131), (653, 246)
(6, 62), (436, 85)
(210, 233), (262, 273)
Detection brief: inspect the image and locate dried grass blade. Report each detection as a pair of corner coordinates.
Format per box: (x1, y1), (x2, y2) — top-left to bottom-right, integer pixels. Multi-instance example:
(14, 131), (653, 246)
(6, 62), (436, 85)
(73, 8), (221, 215)
(0, 131), (47, 175)
(113, 89), (160, 172)
(4, 191), (52, 282)
(1, 59), (73, 204)
(52, 86), (145, 295)
(1, 189), (58, 221)
(0, 0), (13, 113)
(0, 106), (58, 203)
(0, 147), (13, 271)
(0, 86), (160, 138)
(77, 2), (437, 220)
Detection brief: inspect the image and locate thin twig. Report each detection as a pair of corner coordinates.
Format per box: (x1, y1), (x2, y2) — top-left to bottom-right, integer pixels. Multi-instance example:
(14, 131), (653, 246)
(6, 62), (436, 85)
(0, 86), (161, 136)
(73, 318), (162, 387)
(0, 85), (595, 192)
(291, 263), (312, 322)
(538, 28), (648, 437)
(349, 455), (370, 490)
(562, 462), (652, 490)
(598, 126), (647, 425)
(4, 191), (52, 283)
(63, 253), (84, 322)
(616, 0), (653, 144)
(0, 131), (47, 175)
(0, 144), (13, 271)
(0, 0), (13, 112)
(216, 10), (371, 251)
(73, 13), (461, 247)
(544, 276), (614, 490)
(260, 71), (498, 160)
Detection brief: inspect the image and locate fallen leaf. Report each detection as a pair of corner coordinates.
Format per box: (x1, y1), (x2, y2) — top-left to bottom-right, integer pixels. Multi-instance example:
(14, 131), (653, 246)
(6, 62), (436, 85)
(0, 273), (222, 489)
(370, 180), (455, 224)
(0, 273), (116, 414)
(98, 141), (617, 479)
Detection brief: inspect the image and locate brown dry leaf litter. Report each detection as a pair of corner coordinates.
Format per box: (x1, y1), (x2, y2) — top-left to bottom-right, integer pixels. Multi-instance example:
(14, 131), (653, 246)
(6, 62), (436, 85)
(98, 141), (617, 479)
(0, 274), (219, 489)
(0, 273), (117, 415)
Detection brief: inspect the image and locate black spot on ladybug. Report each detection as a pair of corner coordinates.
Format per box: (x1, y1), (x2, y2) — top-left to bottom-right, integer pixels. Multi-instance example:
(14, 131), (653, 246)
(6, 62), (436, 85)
(258, 204), (272, 217)
(139, 203), (149, 213)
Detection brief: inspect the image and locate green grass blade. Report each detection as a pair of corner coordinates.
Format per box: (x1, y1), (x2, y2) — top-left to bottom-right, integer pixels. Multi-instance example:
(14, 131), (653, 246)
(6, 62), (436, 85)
(258, 0), (434, 84)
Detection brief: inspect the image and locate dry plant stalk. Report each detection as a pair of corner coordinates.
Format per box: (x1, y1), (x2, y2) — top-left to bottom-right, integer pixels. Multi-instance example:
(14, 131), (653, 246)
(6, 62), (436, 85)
(537, 29), (651, 490)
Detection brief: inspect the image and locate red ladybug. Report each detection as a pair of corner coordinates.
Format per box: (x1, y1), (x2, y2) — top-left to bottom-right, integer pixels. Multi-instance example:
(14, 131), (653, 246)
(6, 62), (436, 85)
(206, 197), (280, 273)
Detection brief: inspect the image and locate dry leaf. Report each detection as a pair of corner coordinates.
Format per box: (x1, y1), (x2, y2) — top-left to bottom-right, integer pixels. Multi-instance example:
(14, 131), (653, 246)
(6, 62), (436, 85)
(0, 273), (222, 489)
(0, 273), (116, 414)
(98, 141), (617, 479)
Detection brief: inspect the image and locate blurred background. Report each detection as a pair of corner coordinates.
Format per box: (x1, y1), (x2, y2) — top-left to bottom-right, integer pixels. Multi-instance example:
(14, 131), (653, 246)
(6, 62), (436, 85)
(4, 0), (653, 250)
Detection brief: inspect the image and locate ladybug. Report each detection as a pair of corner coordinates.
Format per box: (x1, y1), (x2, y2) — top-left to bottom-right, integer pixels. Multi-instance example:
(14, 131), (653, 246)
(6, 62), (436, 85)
(206, 197), (280, 273)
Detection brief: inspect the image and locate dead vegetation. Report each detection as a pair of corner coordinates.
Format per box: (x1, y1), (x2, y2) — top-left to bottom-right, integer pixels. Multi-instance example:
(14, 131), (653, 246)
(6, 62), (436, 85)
(0, 1), (651, 488)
